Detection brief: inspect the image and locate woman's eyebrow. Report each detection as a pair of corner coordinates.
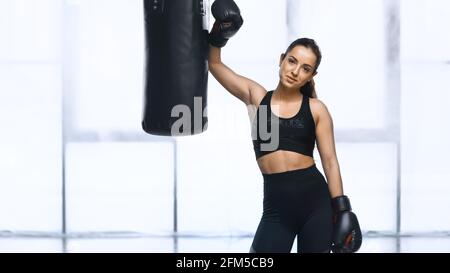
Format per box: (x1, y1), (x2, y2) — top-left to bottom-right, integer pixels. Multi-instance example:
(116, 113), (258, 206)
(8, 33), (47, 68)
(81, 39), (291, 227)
(288, 55), (313, 68)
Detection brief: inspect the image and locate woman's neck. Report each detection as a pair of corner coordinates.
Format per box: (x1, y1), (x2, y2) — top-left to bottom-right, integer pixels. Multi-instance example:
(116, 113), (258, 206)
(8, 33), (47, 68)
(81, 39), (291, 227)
(273, 83), (302, 101)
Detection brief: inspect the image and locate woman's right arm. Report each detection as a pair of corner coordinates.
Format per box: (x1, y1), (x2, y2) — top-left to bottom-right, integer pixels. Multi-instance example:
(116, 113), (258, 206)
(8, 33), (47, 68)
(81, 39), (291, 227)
(208, 46), (266, 105)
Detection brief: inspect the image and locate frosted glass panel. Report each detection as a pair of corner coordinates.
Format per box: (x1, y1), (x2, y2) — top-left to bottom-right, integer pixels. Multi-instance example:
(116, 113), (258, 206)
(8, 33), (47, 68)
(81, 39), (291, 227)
(401, 63), (450, 232)
(287, 0), (386, 129)
(401, 238), (450, 253)
(358, 238), (397, 253)
(66, 142), (174, 233)
(224, 61), (281, 94)
(66, 0), (145, 132)
(400, 0), (450, 233)
(222, 0), (287, 63)
(0, 65), (62, 231)
(177, 135), (261, 234)
(0, 0), (61, 61)
(314, 143), (398, 232)
(401, 0), (450, 62)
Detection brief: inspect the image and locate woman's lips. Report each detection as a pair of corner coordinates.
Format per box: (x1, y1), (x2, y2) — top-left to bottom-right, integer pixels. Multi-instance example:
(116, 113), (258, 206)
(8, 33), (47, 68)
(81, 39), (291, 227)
(286, 76), (297, 82)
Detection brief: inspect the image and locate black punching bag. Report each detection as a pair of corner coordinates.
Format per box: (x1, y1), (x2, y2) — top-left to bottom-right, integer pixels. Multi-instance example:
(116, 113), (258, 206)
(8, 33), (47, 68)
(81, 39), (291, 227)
(142, 0), (209, 136)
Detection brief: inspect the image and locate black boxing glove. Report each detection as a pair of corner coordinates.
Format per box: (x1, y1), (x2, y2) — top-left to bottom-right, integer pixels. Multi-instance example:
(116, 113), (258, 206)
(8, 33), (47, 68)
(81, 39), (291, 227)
(331, 195), (362, 253)
(209, 0), (244, 47)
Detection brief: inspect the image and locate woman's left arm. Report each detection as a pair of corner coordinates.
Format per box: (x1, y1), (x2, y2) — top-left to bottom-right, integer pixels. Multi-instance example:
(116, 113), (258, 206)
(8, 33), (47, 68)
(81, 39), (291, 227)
(313, 99), (343, 198)
(313, 100), (363, 253)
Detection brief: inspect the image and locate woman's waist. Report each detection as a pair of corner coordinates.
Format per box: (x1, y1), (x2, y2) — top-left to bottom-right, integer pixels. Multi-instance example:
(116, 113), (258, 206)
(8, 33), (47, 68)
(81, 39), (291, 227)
(261, 162), (318, 180)
(257, 151), (315, 175)
(253, 138), (315, 160)
(261, 163), (329, 207)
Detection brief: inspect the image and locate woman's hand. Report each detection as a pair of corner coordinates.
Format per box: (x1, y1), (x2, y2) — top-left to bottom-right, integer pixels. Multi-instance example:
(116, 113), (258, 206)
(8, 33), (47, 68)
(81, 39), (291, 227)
(209, 0), (244, 48)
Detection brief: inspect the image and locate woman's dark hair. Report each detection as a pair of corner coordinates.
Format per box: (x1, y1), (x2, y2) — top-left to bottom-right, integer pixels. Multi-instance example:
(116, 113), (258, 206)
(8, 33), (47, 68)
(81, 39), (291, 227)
(283, 38), (322, 98)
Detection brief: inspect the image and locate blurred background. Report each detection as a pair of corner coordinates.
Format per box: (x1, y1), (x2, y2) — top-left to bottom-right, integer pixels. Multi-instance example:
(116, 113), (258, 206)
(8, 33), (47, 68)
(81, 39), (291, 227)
(0, 0), (449, 253)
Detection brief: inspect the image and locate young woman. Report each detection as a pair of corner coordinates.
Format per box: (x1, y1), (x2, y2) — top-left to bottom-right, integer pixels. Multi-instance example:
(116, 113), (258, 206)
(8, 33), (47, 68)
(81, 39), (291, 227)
(208, 0), (362, 253)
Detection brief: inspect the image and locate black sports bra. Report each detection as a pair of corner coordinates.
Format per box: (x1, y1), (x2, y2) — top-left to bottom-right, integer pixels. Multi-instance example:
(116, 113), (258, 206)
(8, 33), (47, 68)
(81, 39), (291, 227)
(252, 91), (316, 159)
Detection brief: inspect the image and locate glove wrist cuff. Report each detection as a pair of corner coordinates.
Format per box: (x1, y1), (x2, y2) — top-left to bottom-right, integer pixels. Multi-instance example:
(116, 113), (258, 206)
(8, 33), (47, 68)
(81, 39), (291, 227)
(209, 33), (228, 48)
(332, 195), (352, 212)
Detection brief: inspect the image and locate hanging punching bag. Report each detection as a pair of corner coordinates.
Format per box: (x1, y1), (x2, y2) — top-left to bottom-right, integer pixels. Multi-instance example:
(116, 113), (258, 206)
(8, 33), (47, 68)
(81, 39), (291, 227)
(142, 0), (209, 136)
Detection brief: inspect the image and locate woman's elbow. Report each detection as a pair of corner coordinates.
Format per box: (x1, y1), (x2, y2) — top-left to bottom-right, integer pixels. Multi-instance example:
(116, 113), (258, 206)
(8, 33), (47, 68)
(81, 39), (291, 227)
(322, 156), (339, 169)
(207, 61), (216, 74)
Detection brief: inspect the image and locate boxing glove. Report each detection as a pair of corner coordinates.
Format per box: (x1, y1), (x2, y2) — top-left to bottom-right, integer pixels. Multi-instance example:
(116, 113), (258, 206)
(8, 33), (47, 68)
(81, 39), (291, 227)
(331, 195), (362, 253)
(209, 0), (244, 47)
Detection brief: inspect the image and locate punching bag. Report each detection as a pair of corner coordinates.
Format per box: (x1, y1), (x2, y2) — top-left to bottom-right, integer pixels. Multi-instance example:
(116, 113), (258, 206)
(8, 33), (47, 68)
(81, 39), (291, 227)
(142, 0), (209, 136)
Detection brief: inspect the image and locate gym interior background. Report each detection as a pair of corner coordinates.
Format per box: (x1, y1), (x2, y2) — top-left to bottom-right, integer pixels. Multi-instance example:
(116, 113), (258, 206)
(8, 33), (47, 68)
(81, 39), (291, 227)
(0, 0), (449, 253)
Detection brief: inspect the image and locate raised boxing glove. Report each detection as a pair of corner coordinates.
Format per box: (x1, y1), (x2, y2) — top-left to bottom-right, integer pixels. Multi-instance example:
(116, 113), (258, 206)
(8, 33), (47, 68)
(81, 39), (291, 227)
(209, 0), (244, 47)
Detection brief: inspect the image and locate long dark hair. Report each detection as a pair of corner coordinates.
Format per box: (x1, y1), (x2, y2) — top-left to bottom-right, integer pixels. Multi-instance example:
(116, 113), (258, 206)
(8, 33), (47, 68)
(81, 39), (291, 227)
(284, 38), (322, 98)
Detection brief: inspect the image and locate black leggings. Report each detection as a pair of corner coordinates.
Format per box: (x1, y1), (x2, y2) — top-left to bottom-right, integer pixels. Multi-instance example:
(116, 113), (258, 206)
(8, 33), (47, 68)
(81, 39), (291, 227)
(250, 164), (333, 253)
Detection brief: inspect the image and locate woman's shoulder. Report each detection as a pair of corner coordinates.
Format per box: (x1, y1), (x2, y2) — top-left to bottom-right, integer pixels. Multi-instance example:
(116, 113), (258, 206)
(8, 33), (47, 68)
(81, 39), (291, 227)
(309, 97), (331, 122)
(309, 97), (326, 110)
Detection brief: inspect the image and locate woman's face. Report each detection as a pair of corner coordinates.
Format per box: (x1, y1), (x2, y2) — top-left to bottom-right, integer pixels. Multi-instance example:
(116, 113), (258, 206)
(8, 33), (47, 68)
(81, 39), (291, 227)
(279, 45), (318, 89)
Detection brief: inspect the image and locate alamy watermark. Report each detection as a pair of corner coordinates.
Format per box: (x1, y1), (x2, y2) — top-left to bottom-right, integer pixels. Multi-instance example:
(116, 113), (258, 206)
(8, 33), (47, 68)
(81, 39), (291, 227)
(171, 97), (279, 152)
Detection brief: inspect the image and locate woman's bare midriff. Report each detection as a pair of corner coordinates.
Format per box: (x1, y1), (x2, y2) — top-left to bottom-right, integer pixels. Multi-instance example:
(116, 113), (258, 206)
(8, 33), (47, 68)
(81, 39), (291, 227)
(257, 150), (315, 174)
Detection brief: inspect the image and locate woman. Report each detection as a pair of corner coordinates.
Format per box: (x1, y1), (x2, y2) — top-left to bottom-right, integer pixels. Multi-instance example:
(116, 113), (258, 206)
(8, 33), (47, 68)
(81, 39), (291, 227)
(208, 0), (361, 253)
